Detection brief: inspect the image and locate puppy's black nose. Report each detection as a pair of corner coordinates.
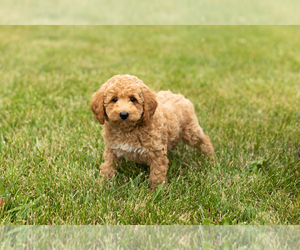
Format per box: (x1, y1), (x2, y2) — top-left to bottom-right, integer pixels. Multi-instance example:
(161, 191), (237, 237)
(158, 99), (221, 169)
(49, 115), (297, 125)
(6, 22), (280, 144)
(119, 112), (129, 120)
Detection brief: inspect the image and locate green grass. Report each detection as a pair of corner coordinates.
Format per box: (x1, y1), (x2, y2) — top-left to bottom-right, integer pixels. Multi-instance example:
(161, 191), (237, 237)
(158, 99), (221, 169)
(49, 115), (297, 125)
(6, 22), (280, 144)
(0, 26), (299, 225)
(1, 0), (300, 25)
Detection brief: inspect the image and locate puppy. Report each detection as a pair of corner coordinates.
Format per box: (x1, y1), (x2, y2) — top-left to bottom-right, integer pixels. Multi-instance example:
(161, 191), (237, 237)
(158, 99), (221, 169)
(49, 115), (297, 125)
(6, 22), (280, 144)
(90, 75), (214, 188)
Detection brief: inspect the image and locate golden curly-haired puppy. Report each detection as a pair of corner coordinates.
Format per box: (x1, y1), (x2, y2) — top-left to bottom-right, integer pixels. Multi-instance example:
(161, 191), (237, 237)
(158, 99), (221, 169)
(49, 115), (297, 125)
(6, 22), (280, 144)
(91, 75), (214, 188)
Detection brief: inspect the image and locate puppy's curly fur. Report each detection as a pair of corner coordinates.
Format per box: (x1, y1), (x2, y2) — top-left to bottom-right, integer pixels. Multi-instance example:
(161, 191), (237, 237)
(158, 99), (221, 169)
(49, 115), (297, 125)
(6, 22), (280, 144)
(91, 75), (214, 188)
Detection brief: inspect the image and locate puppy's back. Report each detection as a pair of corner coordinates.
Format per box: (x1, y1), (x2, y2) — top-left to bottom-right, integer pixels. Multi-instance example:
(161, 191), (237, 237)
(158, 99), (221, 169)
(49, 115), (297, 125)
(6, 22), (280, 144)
(157, 90), (195, 116)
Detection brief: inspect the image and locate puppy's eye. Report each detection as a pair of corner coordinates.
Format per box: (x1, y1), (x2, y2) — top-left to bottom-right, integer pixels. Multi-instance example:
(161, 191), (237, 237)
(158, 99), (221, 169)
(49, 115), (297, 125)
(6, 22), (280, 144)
(130, 97), (136, 102)
(112, 97), (118, 102)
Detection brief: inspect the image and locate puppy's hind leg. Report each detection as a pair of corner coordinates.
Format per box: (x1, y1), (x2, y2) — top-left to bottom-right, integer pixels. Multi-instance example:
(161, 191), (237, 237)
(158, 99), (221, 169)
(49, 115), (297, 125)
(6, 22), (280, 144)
(181, 119), (214, 158)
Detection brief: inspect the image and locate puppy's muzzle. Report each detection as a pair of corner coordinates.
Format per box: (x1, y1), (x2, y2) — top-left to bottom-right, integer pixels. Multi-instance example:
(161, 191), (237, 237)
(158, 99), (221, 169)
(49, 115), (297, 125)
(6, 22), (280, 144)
(119, 111), (129, 120)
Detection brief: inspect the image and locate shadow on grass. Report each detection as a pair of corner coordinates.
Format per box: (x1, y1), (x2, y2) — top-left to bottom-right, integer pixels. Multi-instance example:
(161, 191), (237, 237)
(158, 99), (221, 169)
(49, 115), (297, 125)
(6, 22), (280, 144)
(110, 142), (214, 188)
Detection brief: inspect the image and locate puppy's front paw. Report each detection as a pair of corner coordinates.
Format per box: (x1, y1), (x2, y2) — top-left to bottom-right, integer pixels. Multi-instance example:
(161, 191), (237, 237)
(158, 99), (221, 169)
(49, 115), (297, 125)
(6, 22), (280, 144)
(149, 180), (167, 191)
(148, 170), (167, 189)
(100, 163), (116, 179)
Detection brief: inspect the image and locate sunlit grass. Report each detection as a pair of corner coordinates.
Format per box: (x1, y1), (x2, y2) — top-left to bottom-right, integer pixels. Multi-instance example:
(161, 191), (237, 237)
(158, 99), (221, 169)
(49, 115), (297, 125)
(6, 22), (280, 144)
(0, 26), (299, 225)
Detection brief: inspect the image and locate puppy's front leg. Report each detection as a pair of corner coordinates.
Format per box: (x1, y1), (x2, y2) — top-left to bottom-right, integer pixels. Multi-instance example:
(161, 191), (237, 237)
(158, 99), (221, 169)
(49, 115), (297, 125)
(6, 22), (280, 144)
(148, 152), (169, 189)
(100, 146), (120, 179)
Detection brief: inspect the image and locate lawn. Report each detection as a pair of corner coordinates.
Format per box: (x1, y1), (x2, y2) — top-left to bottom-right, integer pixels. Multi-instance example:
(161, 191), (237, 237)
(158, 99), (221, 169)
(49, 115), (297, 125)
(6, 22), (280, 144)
(0, 26), (299, 225)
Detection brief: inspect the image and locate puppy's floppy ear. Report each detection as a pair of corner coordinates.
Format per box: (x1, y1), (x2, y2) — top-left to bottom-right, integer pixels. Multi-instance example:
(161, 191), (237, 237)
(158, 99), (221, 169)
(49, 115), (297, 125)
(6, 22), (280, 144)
(142, 86), (158, 126)
(90, 86), (106, 125)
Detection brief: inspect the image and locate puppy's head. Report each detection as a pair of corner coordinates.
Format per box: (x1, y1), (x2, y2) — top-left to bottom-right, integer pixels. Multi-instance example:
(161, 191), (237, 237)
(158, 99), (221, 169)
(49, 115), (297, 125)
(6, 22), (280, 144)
(90, 75), (157, 127)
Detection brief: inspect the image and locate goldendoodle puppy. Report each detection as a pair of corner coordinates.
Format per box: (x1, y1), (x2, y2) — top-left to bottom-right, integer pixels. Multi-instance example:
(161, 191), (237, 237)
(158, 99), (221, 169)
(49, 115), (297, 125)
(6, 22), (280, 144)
(91, 75), (214, 188)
